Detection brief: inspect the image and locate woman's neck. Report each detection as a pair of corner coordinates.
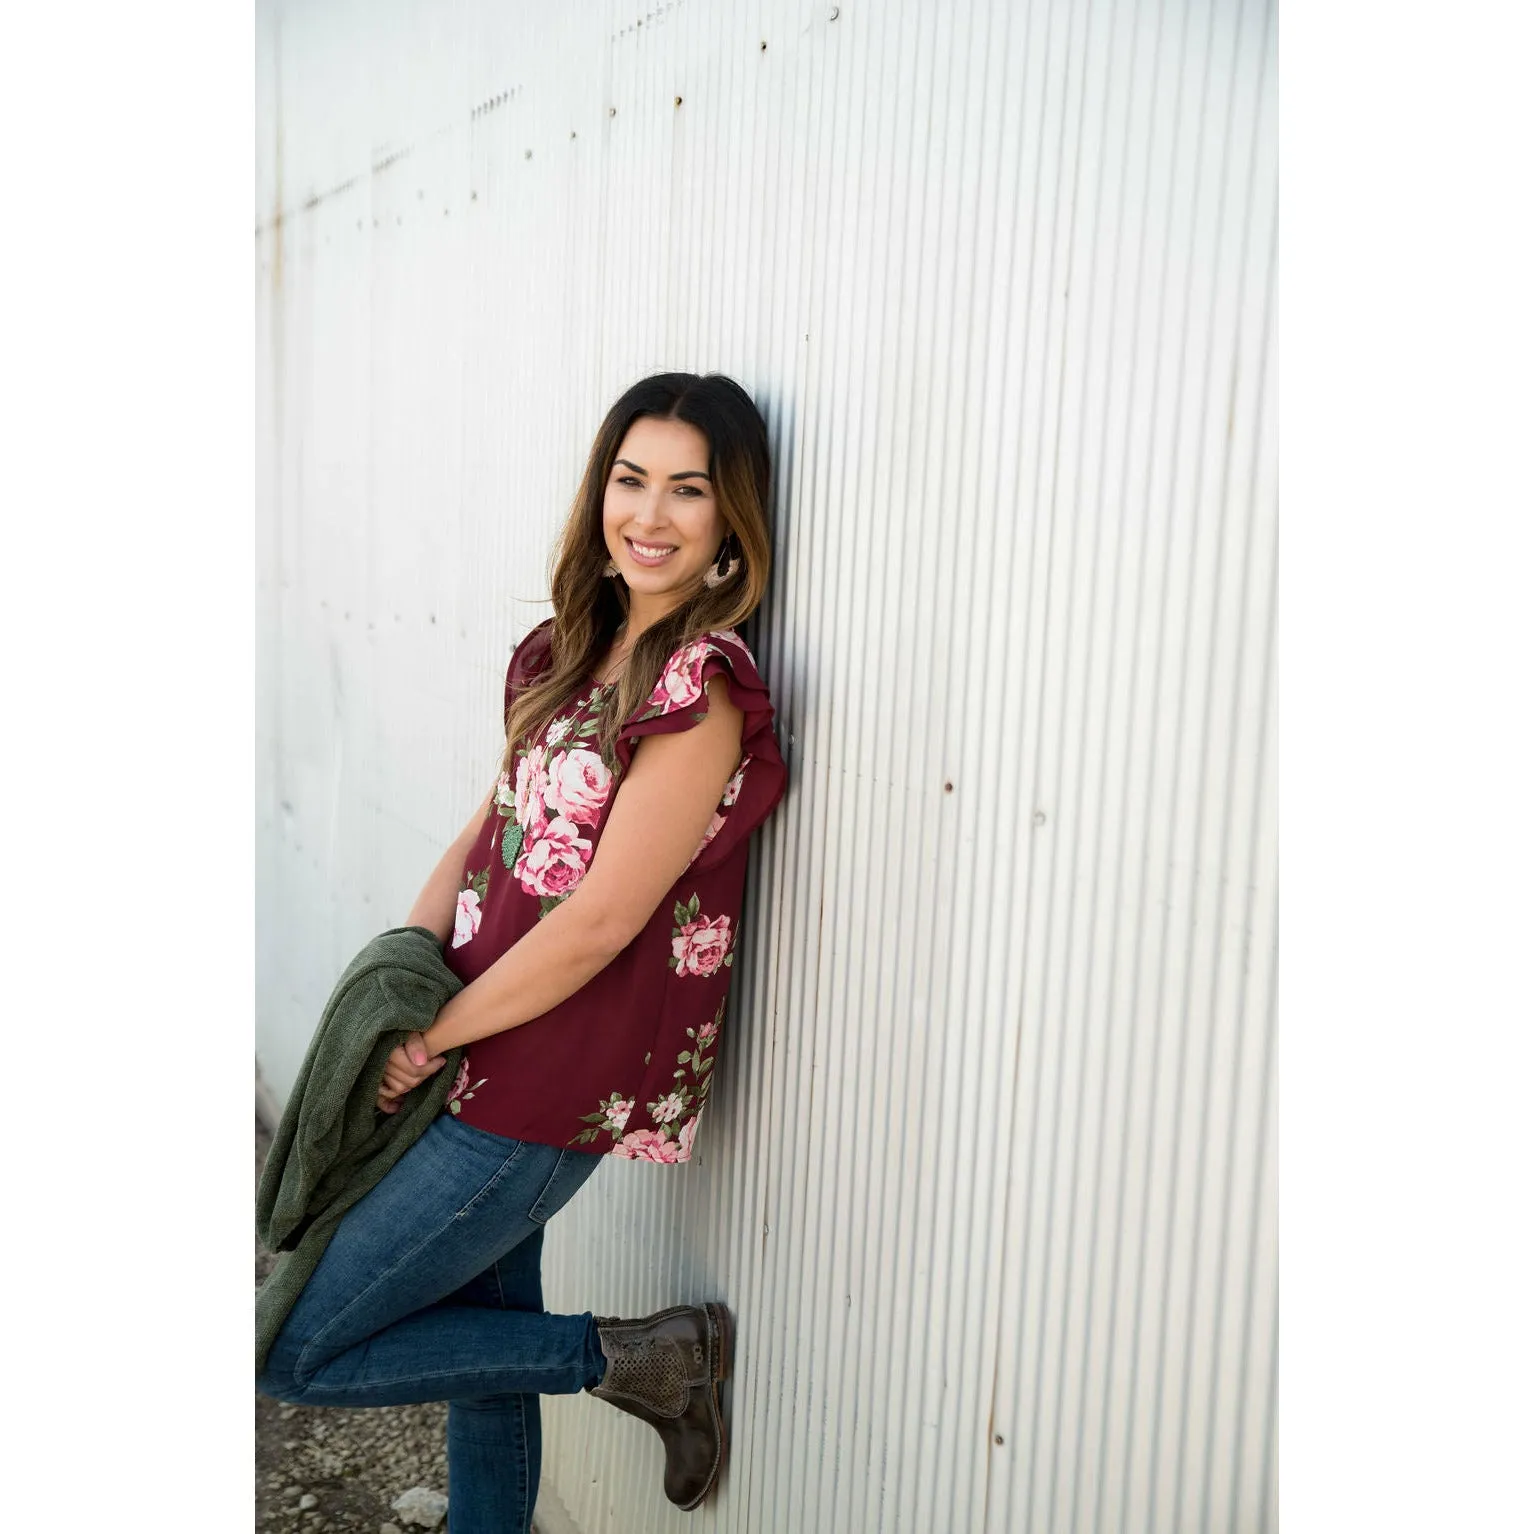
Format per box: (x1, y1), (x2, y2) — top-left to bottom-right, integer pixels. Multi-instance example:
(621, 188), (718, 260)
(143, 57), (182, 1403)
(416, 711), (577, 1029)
(622, 589), (684, 637)
(596, 594), (682, 684)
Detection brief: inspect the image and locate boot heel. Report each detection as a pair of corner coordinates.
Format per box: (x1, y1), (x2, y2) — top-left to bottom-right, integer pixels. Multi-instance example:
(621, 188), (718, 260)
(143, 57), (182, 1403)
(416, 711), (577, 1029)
(707, 1303), (733, 1383)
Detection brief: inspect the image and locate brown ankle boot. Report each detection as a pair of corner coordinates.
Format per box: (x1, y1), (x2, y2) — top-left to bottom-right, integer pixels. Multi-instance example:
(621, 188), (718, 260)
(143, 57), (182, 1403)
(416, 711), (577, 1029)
(586, 1302), (732, 1510)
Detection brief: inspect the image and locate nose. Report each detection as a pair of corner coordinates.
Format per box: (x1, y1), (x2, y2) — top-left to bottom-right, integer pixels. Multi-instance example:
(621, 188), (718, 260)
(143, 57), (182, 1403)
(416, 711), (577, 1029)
(631, 489), (667, 528)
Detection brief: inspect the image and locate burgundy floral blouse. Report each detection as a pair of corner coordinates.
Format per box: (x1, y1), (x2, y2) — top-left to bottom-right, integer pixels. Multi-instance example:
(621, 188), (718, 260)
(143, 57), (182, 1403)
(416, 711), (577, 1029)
(439, 618), (787, 1162)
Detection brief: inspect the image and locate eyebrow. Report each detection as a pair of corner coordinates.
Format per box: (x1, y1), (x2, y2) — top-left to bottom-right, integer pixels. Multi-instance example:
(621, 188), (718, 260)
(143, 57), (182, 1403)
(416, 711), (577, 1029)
(614, 458), (711, 483)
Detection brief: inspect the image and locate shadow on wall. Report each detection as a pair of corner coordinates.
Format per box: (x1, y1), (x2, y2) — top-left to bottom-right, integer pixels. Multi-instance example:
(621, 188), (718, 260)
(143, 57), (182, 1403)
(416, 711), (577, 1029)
(256, 1059), (282, 1132)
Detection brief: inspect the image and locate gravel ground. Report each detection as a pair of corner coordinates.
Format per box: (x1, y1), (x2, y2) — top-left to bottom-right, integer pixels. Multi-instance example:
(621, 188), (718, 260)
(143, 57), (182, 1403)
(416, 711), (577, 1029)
(255, 1116), (451, 1532)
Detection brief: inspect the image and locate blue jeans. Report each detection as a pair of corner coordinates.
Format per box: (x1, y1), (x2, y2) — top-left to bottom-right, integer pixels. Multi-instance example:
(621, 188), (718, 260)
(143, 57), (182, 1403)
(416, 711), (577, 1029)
(257, 1113), (608, 1534)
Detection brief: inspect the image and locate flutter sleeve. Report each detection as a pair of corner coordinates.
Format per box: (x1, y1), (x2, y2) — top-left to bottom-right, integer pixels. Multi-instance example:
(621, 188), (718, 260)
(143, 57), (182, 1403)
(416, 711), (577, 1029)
(503, 618), (557, 725)
(615, 628), (788, 871)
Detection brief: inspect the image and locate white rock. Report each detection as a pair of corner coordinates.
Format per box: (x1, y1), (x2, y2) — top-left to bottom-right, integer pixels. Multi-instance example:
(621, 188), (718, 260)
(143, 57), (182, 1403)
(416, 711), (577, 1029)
(380, 1526), (403, 1534)
(298, 1493), (319, 1510)
(390, 1487), (449, 1528)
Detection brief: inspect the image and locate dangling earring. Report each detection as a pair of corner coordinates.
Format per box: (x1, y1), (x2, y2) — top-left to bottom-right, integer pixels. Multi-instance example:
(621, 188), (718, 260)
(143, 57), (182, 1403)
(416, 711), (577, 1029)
(703, 536), (741, 588)
(602, 557), (619, 577)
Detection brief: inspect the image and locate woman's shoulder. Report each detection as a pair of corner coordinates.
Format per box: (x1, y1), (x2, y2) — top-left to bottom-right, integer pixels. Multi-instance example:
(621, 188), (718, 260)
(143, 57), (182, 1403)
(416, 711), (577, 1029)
(616, 625), (782, 798)
(504, 618), (557, 712)
(639, 629), (767, 720)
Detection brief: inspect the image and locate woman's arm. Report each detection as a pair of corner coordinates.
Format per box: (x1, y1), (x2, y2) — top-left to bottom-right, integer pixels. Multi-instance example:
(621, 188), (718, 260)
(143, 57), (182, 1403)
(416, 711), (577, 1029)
(419, 673), (745, 1057)
(405, 787), (496, 943)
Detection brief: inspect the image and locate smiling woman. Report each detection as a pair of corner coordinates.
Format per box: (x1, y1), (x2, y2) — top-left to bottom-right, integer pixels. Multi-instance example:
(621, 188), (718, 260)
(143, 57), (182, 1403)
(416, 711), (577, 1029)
(255, 373), (787, 1534)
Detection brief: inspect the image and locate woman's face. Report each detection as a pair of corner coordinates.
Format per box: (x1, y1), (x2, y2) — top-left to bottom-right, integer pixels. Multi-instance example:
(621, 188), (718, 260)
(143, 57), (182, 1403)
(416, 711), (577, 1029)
(602, 416), (726, 611)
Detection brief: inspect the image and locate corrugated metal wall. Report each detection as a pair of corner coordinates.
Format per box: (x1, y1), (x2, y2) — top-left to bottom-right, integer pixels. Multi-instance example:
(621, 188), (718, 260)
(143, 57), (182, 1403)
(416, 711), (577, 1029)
(255, 2), (1277, 1531)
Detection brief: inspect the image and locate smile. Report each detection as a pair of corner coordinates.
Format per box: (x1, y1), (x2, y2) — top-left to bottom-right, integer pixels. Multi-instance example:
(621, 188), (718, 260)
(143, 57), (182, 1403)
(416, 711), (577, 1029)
(625, 537), (679, 566)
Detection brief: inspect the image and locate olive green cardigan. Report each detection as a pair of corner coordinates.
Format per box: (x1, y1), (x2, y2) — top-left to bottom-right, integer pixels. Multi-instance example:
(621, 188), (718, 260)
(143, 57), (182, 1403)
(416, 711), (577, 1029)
(255, 925), (464, 1373)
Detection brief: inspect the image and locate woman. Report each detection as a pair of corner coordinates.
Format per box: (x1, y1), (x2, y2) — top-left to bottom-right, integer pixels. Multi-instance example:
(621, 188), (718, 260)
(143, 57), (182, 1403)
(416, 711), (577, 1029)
(256, 372), (788, 1531)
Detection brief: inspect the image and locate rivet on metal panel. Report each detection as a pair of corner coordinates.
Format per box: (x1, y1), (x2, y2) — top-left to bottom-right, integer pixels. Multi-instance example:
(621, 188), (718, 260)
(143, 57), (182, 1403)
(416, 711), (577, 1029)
(944, 781), (953, 793)
(471, 191), (478, 201)
(674, 96), (683, 107)
(829, 4), (840, 16)
(609, 106), (617, 117)
(760, 40), (767, 51)
(1032, 810), (1046, 826)
(570, 130), (577, 139)
(995, 1434), (1004, 1446)
(524, 149), (532, 160)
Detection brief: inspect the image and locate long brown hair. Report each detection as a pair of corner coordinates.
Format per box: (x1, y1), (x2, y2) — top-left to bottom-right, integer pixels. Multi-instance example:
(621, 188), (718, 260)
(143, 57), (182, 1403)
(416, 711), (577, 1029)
(500, 372), (773, 775)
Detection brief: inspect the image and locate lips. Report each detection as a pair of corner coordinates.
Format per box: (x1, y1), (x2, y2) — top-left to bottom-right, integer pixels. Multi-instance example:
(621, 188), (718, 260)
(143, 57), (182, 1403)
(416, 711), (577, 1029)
(624, 536), (678, 567)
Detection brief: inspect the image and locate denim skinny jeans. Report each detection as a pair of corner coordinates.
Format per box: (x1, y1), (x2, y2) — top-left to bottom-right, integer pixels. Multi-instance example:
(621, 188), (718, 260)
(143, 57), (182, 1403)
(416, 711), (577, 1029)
(257, 1112), (608, 1534)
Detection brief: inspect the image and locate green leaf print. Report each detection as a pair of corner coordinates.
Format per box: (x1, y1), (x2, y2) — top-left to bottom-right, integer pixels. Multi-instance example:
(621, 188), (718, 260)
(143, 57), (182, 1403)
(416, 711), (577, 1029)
(501, 820), (523, 871)
(469, 867), (490, 902)
(673, 900), (689, 927)
(538, 894), (570, 918)
(685, 893), (701, 922)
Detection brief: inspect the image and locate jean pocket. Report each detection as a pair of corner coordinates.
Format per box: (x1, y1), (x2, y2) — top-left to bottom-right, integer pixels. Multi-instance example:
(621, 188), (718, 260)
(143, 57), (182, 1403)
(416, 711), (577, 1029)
(529, 1148), (602, 1225)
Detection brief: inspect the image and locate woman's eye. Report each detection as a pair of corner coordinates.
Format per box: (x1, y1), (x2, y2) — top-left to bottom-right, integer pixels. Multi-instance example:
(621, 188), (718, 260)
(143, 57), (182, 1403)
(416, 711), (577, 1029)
(675, 485), (702, 497)
(617, 475), (641, 487)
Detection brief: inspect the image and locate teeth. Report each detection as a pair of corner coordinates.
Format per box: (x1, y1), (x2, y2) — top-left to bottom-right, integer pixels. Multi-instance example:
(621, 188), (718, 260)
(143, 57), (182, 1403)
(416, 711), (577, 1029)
(629, 540), (676, 557)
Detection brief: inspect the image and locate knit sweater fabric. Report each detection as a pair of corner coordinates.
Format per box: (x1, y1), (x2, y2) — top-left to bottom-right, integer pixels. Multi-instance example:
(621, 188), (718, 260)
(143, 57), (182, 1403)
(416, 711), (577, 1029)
(255, 925), (464, 1372)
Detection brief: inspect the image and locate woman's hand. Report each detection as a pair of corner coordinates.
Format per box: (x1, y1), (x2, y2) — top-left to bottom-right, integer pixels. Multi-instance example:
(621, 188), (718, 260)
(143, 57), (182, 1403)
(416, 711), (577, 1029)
(376, 1031), (447, 1113)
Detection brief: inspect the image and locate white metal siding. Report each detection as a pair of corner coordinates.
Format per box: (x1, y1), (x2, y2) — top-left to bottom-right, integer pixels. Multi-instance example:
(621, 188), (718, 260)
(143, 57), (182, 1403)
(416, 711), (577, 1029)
(255, 2), (1277, 1531)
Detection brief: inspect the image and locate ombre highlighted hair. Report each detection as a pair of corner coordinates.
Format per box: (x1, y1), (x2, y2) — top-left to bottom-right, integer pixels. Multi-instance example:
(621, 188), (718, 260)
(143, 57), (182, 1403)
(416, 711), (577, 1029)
(501, 372), (774, 774)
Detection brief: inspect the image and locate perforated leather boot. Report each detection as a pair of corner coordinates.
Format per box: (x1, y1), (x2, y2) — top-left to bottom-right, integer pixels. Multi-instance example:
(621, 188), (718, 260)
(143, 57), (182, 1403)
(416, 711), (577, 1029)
(586, 1302), (732, 1511)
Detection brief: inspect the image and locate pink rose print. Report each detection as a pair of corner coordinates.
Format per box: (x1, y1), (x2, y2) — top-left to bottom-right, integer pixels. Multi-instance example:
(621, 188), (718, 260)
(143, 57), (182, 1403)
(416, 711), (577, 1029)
(671, 912), (733, 978)
(648, 1090), (687, 1125)
(444, 1060), (488, 1115)
(570, 1091), (638, 1146)
(544, 747), (613, 827)
(612, 1127), (682, 1163)
(493, 771), (516, 811)
(647, 640), (712, 711)
(514, 815), (593, 898)
(452, 888), (482, 949)
(691, 811), (728, 863)
(696, 1013), (720, 1047)
(721, 756), (751, 807)
(514, 745), (551, 839)
(677, 1115), (700, 1162)
(704, 628), (748, 658)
